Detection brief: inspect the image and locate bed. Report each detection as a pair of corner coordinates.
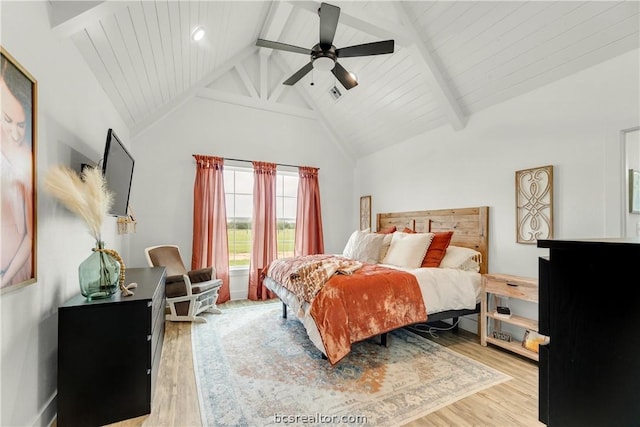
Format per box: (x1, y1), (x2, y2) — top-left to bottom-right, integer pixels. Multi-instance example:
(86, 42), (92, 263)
(263, 206), (489, 364)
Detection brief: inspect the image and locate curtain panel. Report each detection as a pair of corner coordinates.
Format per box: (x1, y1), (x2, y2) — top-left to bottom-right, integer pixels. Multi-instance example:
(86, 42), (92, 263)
(192, 155), (230, 303)
(295, 166), (325, 256)
(248, 161), (277, 301)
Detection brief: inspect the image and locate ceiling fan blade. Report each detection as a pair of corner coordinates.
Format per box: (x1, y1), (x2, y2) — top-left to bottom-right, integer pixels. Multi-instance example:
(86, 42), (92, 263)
(256, 39), (312, 55)
(336, 40), (395, 58)
(331, 62), (358, 90)
(283, 62), (314, 85)
(319, 3), (340, 47)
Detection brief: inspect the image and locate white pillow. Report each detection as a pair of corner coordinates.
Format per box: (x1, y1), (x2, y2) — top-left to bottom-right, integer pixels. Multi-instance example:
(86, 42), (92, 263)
(342, 230), (385, 264)
(379, 233), (394, 262)
(439, 246), (481, 272)
(342, 230), (360, 257)
(382, 232), (434, 268)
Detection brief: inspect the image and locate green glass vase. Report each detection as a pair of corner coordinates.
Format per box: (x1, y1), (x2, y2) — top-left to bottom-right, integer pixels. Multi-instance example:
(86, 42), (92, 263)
(78, 241), (120, 300)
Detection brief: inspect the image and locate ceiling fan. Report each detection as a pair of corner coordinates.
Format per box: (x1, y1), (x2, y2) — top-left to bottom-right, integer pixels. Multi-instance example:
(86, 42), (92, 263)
(256, 2), (394, 91)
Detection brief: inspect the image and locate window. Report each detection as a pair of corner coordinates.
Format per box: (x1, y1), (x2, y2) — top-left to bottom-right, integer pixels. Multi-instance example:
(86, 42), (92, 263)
(224, 167), (298, 267)
(276, 172), (298, 259)
(224, 168), (253, 267)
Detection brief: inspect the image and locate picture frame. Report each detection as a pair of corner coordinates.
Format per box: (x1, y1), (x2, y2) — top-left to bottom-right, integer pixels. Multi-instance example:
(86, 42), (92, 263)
(359, 195), (371, 231)
(1, 47), (38, 294)
(629, 169), (640, 214)
(516, 165), (553, 244)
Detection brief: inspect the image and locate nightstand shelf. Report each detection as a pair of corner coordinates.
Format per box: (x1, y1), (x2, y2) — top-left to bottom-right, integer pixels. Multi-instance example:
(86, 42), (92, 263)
(480, 273), (541, 361)
(486, 311), (538, 331)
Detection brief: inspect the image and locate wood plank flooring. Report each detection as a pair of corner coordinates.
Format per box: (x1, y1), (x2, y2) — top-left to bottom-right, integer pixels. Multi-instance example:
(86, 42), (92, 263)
(109, 300), (544, 427)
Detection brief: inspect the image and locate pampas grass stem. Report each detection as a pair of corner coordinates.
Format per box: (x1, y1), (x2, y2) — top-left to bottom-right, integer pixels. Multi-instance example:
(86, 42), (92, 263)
(44, 165), (113, 242)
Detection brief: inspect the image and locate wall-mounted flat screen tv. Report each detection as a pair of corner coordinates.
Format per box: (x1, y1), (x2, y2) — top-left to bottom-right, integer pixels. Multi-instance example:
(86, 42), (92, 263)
(102, 128), (134, 217)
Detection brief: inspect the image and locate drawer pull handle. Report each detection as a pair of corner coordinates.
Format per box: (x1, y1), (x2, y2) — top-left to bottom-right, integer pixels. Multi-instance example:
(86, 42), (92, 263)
(147, 369), (151, 375)
(147, 301), (153, 307)
(506, 282), (518, 287)
(147, 335), (152, 341)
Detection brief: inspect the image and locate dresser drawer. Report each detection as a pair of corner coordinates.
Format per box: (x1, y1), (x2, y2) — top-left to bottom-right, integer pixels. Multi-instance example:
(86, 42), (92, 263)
(484, 274), (538, 302)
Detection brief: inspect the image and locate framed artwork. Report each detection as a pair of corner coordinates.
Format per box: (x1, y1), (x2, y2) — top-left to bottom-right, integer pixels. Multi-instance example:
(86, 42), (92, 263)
(359, 195), (371, 231)
(630, 169), (640, 214)
(516, 165), (553, 244)
(1, 47), (38, 294)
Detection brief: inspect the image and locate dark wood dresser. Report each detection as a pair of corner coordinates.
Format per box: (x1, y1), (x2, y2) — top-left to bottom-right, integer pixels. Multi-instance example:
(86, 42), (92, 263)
(537, 238), (640, 427)
(57, 267), (166, 426)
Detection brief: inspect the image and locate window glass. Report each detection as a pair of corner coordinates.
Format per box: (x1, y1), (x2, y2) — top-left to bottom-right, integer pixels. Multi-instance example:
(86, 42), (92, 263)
(225, 167), (298, 266)
(226, 169), (253, 267)
(276, 171), (298, 259)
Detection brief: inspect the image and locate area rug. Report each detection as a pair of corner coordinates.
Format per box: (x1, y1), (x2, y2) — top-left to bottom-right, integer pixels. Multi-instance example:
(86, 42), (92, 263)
(192, 302), (510, 426)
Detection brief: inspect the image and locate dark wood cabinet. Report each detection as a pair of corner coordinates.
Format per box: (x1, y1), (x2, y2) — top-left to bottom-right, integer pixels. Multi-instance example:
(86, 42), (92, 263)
(537, 238), (640, 427)
(57, 267), (166, 426)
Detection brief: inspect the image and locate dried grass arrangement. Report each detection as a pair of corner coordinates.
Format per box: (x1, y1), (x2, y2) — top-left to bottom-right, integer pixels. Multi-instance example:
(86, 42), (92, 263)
(44, 165), (135, 296)
(43, 165), (112, 241)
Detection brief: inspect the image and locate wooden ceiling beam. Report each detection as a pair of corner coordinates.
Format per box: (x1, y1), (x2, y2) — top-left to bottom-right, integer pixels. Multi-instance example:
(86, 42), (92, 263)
(394, 3), (467, 131)
(198, 88), (316, 120)
(290, 1), (412, 46)
(131, 46), (257, 137)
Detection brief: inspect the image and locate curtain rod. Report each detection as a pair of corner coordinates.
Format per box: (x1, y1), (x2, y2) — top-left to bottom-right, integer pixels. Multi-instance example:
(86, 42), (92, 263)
(193, 155), (318, 170)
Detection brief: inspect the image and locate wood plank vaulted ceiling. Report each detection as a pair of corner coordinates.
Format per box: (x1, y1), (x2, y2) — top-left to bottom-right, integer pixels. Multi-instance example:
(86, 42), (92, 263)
(50, 1), (640, 158)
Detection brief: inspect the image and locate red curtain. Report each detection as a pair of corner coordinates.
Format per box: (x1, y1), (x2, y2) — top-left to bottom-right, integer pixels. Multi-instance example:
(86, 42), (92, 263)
(295, 166), (325, 256)
(192, 155), (230, 303)
(248, 161), (277, 301)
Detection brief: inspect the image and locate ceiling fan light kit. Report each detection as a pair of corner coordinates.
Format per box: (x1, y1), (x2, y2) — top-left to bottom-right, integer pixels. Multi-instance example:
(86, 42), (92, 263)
(313, 57), (335, 71)
(256, 2), (394, 91)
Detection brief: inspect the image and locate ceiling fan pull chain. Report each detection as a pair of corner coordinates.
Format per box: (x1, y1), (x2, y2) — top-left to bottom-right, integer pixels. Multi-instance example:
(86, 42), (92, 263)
(311, 69), (314, 86)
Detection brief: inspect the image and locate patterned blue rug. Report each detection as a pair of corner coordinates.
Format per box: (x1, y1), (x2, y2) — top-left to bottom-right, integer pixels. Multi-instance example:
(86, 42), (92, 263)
(192, 302), (510, 426)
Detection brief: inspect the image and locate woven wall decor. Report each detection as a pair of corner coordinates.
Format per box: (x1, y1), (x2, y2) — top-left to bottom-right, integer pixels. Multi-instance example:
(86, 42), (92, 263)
(516, 165), (553, 244)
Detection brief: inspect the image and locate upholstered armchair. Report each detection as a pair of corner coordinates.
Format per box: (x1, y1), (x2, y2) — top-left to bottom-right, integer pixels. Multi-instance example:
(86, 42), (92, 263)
(144, 245), (222, 323)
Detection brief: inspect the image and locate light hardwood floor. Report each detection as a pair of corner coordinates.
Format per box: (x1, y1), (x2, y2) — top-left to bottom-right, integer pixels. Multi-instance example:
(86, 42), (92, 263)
(110, 300), (544, 427)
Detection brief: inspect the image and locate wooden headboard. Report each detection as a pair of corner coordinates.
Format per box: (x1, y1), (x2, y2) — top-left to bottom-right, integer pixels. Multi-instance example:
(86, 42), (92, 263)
(376, 206), (489, 274)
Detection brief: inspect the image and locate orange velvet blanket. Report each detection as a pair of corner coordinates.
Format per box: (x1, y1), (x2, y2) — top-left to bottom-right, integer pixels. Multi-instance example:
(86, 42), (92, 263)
(266, 256), (427, 365)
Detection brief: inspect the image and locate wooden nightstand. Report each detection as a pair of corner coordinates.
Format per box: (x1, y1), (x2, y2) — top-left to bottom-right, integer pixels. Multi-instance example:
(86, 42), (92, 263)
(480, 273), (540, 361)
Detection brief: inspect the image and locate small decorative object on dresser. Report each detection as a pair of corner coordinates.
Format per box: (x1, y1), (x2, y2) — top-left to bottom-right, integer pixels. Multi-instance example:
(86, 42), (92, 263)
(480, 273), (544, 361)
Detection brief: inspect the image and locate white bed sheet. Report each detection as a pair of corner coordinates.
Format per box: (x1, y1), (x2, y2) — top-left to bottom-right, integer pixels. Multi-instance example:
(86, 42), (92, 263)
(263, 266), (481, 356)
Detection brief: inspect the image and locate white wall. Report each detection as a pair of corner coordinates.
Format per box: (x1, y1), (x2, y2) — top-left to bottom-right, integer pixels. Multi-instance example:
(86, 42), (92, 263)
(129, 97), (355, 299)
(0, 2), (131, 426)
(356, 49), (640, 334)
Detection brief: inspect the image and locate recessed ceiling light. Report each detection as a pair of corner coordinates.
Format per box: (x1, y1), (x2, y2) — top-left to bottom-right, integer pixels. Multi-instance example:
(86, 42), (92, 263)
(191, 26), (205, 42)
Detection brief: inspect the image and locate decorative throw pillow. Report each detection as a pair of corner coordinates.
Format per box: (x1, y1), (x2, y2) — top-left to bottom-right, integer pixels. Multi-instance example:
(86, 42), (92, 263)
(382, 232), (434, 268)
(342, 230), (360, 257)
(439, 245), (481, 272)
(378, 233), (394, 262)
(342, 230), (385, 264)
(377, 225), (396, 234)
(403, 227), (416, 234)
(422, 231), (454, 267)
